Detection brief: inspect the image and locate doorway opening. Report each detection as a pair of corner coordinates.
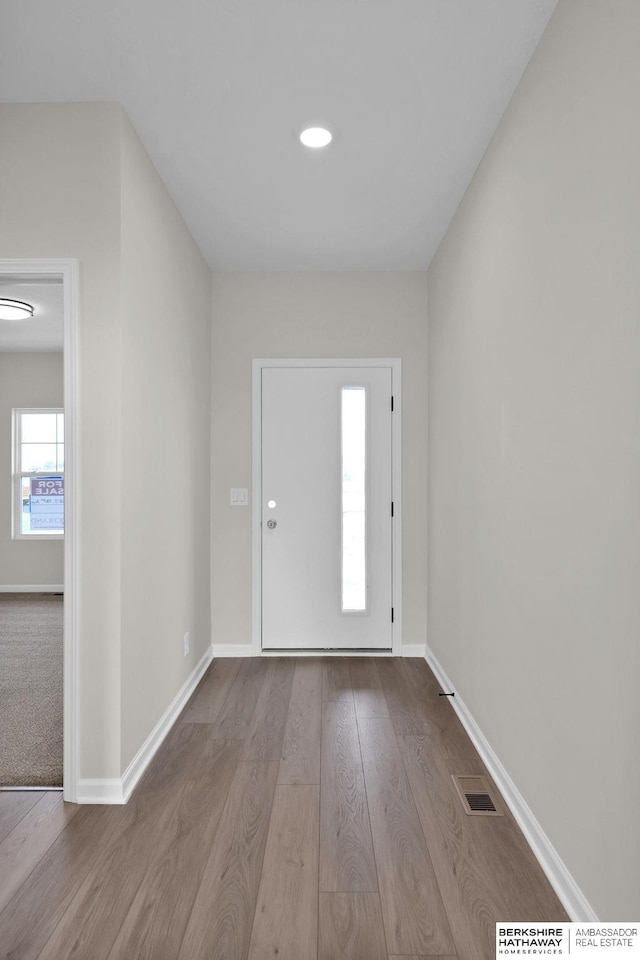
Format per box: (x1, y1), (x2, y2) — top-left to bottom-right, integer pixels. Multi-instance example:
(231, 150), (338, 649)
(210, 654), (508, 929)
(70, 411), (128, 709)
(0, 260), (79, 801)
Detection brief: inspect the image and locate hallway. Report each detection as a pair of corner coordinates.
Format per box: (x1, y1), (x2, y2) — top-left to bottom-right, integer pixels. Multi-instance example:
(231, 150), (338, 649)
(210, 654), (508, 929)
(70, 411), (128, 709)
(0, 656), (566, 960)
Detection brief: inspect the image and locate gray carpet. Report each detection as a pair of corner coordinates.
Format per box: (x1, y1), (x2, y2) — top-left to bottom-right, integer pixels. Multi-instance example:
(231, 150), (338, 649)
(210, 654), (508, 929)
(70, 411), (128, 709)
(0, 593), (63, 787)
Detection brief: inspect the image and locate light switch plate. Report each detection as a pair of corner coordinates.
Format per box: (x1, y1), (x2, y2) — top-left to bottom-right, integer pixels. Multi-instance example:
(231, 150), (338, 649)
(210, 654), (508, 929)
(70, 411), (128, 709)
(230, 487), (249, 506)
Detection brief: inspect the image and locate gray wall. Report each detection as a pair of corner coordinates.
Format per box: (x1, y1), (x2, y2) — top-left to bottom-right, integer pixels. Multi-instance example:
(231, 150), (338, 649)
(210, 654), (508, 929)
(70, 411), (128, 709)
(427, 0), (640, 918)
(0, 352), (64, 587)
(210, 272), (428, 652)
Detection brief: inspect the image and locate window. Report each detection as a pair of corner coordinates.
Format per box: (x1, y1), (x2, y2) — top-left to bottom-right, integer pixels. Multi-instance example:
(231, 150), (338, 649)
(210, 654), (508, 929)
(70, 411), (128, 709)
(12, 409), (64, 538)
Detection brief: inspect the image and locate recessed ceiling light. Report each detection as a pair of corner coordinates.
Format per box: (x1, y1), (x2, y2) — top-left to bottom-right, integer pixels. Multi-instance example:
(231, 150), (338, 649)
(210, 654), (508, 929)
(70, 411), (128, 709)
(299, 126), (333, 148)
(0, 299), (34, 321)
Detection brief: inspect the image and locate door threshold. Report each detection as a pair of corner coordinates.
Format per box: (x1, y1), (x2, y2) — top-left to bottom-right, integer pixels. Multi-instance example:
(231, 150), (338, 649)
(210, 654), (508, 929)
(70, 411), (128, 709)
(0, 786), (63, 791)
(260, 648), (394, 657)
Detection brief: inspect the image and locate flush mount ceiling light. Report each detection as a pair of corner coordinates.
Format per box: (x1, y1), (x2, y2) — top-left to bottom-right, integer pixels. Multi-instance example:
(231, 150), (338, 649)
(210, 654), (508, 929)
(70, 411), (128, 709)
(0, 298), (34, 321)
(299, 126), (333, 148)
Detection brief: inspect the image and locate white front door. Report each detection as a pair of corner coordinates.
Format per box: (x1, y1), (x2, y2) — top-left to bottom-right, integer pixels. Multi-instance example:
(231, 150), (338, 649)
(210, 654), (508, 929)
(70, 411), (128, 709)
(260, 364), (394, 650)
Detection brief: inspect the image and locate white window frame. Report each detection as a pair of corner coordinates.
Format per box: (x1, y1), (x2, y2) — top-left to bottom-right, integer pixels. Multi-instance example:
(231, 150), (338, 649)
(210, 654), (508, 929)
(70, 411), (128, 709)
(12, 407), (65, 541)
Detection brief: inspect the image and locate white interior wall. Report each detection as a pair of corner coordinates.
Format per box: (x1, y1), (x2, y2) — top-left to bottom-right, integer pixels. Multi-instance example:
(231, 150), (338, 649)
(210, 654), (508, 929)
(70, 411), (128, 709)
(0, 352), (64, 587)
(427, 0), (640, 918)
(0, 102), (212, 786)
(119, 114), (212, 770)
(210, 272), (428, 653)
(0, 102), (123, 779)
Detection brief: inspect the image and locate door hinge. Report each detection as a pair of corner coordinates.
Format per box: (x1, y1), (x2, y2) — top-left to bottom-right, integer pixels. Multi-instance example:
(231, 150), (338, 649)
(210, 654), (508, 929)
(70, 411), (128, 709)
(391, 395), (394, 412)
(391, 501), (394, 518)
(391, 607), (394, 623)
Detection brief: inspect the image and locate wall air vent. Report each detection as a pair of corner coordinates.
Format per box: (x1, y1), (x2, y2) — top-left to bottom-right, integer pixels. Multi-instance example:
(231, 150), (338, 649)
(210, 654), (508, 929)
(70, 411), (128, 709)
(452, 775), (503, 817)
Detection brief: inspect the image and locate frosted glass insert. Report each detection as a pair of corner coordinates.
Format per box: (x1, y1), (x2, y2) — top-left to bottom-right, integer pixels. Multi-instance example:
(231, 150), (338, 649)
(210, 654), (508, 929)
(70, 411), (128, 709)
(341, 386), (367, 612)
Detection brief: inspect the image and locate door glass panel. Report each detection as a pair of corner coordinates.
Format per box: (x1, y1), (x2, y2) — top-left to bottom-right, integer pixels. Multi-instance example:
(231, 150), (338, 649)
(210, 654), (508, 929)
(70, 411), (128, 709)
(341, 386), (366, 612)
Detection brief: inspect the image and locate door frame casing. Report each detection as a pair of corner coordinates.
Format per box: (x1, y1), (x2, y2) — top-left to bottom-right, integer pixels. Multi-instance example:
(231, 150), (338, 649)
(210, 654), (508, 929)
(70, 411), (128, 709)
(0, 258), (80, 801)
(252, 358), (402, 657)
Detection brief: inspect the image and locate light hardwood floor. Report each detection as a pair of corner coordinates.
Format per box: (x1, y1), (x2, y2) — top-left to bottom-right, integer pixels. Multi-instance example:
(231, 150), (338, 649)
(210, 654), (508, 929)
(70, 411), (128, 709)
(0, 657), (568, 959)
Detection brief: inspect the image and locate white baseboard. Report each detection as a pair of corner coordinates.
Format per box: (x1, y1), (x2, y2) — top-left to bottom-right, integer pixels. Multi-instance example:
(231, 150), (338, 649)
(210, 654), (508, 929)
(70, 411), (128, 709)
(76, 778), (124, 804)
(0, 584), (64, 592)
(77, 645), (214, 805)
(401, 643), (426, 657)
(212, 643), (254, 657)
(425, 645), (598, 922)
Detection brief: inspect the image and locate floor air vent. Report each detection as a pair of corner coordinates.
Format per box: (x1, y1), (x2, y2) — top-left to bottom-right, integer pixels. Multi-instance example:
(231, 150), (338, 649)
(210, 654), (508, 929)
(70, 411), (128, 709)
(452, 775), (503, 817)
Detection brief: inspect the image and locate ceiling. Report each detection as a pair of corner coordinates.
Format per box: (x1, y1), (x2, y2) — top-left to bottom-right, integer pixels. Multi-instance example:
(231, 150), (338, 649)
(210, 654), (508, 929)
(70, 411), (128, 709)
(0, 280), (63, 352)
(0, 0), (557, 271)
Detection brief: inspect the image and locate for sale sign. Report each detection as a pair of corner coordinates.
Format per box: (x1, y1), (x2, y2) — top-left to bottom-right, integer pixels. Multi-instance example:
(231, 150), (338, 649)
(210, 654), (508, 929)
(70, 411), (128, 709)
(30, 477), (64, 530)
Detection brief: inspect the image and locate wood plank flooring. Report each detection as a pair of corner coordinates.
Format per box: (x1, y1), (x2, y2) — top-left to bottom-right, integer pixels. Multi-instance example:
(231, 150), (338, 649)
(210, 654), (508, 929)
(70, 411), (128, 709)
(319, 701), (377, 893)
(0, 657), (568, 960)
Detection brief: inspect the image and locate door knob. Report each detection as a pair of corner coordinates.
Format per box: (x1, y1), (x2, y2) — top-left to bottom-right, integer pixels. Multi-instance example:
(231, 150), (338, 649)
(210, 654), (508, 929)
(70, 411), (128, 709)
(266, 519), (277, 529)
